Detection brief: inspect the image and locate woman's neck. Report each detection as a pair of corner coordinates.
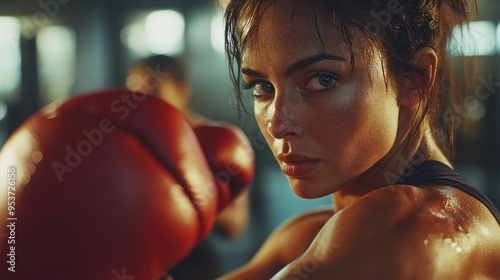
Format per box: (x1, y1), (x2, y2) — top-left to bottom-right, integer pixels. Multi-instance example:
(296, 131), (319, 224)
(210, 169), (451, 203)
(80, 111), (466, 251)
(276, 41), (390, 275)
(331, 123), (452, 212)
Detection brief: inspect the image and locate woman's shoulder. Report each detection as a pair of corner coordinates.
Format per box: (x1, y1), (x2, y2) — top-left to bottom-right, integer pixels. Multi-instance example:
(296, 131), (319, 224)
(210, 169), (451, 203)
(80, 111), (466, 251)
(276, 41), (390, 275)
(350, 184), (500, 233)
(333, 184), (500, 249)
(308, 184), (500, 278)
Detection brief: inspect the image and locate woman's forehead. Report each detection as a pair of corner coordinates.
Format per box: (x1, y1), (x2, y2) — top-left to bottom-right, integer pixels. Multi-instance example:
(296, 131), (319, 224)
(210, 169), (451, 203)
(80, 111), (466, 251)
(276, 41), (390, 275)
(238, 1), (328, 39)
(239, 3), (377, 69)
(241, 5), (340, 54)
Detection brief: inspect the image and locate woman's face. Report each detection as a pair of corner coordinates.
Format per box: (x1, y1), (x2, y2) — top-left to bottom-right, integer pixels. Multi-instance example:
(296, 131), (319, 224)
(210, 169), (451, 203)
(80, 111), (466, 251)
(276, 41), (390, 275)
(240, 4), (402, 198)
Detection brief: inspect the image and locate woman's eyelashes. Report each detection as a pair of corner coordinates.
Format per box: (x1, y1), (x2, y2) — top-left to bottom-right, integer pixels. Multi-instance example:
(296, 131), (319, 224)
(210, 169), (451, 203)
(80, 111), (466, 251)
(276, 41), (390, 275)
(242, 72), (340, 98)
(242, 80), (275, 97)
(304, 73), (339, 92)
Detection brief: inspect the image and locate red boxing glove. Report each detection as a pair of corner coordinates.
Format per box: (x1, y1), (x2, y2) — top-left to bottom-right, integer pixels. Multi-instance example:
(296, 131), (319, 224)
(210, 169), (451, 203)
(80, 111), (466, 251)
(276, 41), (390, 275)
(0, 88), (254, 279)
(193, 124), (254, 212)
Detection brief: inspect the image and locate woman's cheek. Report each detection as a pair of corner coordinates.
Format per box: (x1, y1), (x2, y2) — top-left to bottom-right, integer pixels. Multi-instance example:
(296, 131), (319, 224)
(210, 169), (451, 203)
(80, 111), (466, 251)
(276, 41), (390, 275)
(350, 91), (399, 167)
(254, 102), (274, 144)
(327, 90), (383, 164)
(254, 101), (269, 124)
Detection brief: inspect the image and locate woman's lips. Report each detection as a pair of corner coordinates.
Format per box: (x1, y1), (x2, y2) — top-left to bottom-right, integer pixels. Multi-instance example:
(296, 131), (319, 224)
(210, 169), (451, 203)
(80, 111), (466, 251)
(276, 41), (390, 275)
(278, 153), (320, 178)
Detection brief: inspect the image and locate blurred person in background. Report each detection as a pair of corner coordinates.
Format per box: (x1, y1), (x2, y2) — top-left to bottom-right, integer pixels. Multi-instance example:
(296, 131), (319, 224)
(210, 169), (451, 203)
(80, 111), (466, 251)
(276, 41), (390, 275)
(127, 54), (251, 279)
(127, 55), (205, 125)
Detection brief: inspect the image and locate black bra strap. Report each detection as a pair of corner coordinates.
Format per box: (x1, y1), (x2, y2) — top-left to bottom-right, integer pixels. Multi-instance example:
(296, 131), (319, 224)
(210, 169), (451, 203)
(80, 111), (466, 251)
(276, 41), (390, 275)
(397, 161), (500, 225)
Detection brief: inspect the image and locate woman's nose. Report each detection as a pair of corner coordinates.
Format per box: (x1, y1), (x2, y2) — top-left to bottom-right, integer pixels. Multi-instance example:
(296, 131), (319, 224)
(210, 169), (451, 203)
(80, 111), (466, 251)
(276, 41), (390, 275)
(266, 93), (303, 140)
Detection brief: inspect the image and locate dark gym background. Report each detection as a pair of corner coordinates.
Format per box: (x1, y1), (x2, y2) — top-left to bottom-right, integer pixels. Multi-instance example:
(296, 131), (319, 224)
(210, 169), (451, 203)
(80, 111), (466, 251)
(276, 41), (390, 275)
(0, 0), (499, 276)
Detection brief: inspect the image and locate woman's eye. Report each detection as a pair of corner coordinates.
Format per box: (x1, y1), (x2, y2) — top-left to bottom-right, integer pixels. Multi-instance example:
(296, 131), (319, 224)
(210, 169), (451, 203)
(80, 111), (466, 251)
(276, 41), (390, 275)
(305, 74), (338, 91)
(244, 81), (275, 97)
(255, 82), (274, 95)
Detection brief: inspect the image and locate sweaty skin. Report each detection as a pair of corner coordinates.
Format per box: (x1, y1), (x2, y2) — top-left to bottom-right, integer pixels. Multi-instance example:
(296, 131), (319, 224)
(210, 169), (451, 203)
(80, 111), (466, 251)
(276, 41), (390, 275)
(220, 2), (500, 279)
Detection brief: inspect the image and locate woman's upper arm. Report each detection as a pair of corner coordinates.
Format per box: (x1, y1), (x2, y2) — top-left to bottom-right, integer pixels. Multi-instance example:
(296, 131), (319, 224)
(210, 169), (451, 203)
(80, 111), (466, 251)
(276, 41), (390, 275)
(219, 208), (333, 280)
(269, 211), (356, 280)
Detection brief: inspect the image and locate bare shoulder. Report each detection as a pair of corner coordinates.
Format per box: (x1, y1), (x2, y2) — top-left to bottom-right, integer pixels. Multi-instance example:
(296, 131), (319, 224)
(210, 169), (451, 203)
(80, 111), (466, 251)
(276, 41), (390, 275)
(272, 185), (500, 279)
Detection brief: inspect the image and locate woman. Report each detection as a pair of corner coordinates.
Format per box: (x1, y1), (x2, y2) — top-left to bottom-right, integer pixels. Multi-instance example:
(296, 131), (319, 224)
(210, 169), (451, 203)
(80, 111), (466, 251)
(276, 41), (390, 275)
(218, 0), (500, 279)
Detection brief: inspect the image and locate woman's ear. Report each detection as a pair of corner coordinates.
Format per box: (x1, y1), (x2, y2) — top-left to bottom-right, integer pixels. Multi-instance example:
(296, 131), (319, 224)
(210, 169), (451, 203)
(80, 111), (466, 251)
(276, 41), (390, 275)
(398, 47), (438, 108)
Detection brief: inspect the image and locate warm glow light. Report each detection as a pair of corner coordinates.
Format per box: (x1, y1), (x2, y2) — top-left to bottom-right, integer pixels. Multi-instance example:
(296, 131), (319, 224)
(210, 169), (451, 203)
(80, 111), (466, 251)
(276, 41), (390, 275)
(450, 21), (496, 56)
(121, 23), (149, 56)
(121, 10), (186, 56)
(0, 17), (22, 95)
(211, 11), (225, 54)
(37, 26), (76, 103)
(497, 23), (500, 53)
(145, 10), (185, 55)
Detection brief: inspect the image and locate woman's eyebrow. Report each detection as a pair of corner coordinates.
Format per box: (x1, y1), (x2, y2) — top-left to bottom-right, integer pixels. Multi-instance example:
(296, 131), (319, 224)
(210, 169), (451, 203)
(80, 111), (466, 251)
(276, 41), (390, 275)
(240, 53), (347, 79)
(240, 67), (266, 78)
(284, 53), (347, 77)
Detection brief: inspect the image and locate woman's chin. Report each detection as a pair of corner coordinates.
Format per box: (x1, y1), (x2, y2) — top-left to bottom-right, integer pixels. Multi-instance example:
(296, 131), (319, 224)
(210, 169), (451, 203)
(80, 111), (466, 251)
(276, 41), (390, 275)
(288, 177), (338, 199)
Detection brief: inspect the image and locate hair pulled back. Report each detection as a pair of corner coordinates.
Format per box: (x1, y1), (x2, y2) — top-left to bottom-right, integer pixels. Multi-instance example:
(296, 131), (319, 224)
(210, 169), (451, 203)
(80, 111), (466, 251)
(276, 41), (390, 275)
(225, 0), (477, 158)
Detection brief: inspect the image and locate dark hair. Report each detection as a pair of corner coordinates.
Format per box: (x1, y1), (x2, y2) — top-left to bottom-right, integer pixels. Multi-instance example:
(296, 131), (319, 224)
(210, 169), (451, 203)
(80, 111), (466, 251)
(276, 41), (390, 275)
(225, 0), (477, 159)
(134, 54), (187, 84)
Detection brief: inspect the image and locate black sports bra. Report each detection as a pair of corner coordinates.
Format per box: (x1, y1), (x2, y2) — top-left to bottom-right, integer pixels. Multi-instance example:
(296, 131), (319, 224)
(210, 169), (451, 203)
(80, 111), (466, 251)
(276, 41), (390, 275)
(396, 161), (500, 225)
